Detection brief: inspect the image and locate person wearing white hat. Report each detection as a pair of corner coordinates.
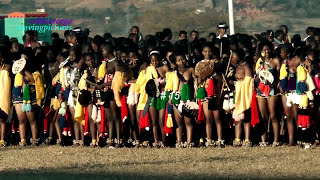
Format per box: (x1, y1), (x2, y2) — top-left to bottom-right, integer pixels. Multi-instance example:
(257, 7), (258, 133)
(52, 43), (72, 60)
(217, 22), (229, 39)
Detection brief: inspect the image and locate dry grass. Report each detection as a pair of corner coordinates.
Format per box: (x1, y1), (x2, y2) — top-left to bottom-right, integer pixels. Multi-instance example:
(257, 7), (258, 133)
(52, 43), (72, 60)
(0, 145), (320, 179)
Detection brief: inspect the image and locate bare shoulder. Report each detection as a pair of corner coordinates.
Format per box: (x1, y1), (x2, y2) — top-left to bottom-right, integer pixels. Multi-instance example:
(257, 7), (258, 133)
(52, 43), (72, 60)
(188, 67), (195, 73)
(162, 64), (169, 72)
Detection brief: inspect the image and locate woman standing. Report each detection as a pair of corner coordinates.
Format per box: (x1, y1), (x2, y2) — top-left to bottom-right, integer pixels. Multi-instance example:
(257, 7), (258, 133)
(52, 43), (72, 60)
(12, 49), (44, 146)
(255, 40), (280, 147)
(171, 53), (196, 148)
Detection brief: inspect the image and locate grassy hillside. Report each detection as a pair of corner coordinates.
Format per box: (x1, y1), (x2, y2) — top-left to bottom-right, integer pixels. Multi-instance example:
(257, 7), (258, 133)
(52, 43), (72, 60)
(1, 0), (320, 39)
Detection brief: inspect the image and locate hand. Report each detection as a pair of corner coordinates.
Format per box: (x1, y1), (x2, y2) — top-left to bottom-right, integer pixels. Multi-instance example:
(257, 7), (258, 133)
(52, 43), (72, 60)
(95, 84), (104, 90)
(88, 87), (95, 92)
(129, 58), (138, 67)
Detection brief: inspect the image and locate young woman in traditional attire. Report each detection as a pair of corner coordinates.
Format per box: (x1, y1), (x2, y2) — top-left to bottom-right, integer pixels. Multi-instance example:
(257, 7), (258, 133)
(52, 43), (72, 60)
(197, 45), (224, 147)
(136, 51), (169, 148)
(12, 49), (44, 146)
(254, 41), (281, 147)
(170, 53), (196, 148)
(231, 49), (254, 147)
(279, 48), (315, 147)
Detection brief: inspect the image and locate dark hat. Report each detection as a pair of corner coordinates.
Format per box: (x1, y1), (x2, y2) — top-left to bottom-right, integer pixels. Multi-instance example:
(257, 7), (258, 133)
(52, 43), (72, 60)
(217, 22), (229, 29)
(83, 28), (90, 33)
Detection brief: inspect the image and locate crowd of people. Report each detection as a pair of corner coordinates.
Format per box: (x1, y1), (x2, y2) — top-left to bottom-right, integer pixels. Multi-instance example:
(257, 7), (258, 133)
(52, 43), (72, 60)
(0, 22), (319, 149)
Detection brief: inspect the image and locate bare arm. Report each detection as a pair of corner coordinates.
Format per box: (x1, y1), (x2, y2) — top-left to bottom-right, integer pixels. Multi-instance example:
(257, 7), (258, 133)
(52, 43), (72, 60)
(244, 64), (253, 77)
(24, 71), (35, 83)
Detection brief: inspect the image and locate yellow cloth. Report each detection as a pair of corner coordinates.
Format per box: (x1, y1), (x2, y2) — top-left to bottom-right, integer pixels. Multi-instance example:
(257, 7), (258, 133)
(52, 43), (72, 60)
(0, 69), (11, 115)
(299, 94), (308, 108)
(78, 70), (88, 90)
(165, 71), (179, 92)
(98, 61), (107, 80)
(146, 65), (158, 80)
(50, 98), (60, 110)
(172, 71), (179, 92)
(306, 72), (315, 100)
(297, 65), (307, 82)
(255, 58), (262, 72)
(32, 71), (45, 106)
(74, 102), (85, 125)
(14, 72), (23, 87)
(52, 72), (60, 86)
(164, 72), (173, 91)
(234, 76), (253, 114)
(111, 71), (124, 107)
(166, 114), (173, 128)
(136, 70), (147, 110)
(136, 65), (159, 110)
(59, 67), (66, 90)
(279, 63), (287, 80)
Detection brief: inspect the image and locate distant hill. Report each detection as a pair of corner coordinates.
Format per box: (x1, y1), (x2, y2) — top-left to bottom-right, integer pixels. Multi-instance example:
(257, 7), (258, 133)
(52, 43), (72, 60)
(1, 0), (320, 39)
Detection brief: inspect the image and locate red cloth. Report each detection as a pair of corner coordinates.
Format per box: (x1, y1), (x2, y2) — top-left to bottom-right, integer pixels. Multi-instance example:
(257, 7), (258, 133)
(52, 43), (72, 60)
(99, 106), (106, 137)
(251, 90), (260, 127)
(258, 82), (270, 96)
(139, 110), (150, 132)
(298, 115), (310, 130)
(84, 107), (89, 136)
(314, 76), (320, 94)
(66, 109), (72, 135)
(206, 78), (216, 97)
(11, 118), (15, 133)
(121, 95), (128, 123)
(164, 105), (172, 135)
(198, 100), (205, 124)
(43, 106), (50, 134)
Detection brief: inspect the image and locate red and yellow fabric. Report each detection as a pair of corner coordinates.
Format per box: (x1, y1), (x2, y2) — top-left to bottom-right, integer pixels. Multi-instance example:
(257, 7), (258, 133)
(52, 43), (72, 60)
(234, 76), (253, 120)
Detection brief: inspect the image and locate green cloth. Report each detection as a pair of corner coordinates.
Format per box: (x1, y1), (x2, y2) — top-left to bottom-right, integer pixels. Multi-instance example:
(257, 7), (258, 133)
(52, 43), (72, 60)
(181, 84), (191, 101)
(196, 87), (206, 100)
(171, 92), (180, 105)
(151, 91), (170, 110)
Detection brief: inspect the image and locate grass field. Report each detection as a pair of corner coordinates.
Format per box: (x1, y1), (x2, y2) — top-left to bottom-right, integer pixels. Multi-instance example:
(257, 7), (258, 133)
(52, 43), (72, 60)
(0, 145), (320, 179)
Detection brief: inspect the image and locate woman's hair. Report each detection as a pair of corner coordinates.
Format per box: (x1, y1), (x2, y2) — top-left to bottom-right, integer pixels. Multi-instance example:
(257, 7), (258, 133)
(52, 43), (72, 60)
(0, 47), (11, 65)
(233, 48), (245, 61)
(70, 45), (82, 62)
(258, 39), (274, 52)
(174, 53), (186, 62)
(101, 43), (114, 54)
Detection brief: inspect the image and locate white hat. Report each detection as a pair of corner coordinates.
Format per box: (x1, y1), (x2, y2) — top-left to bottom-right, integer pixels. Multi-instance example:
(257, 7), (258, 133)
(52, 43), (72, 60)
(12, 58), (26, 74)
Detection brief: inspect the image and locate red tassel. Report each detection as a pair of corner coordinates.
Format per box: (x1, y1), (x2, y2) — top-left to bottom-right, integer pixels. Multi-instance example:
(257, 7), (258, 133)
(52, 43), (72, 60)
(139, 110), (150, 132)
(100, 106), (106, 137)
(298, 115), (310, 130)
(206, 78), (216, 97)
(43, 106), (50, 134)
(198, 100), (205, 124)
(11, 118), (15, 133)
(84, 107), (89, 136)
(66, 109), (72, 136)
(164, 105), (172, 135)
(251, 90), (259, 127)
(258, 82), (270, 96)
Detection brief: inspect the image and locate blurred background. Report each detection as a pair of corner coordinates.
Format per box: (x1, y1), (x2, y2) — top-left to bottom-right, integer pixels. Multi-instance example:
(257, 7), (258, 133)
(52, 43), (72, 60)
(1, 0), (320, 39)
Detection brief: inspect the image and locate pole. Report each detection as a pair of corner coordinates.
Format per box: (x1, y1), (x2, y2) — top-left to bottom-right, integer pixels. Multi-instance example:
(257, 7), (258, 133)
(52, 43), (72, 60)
(228, 0), (235, 35)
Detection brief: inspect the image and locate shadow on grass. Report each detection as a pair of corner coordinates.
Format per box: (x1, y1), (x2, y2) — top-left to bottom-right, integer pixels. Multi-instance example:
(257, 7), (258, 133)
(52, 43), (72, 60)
(0, 168), (311, 180)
